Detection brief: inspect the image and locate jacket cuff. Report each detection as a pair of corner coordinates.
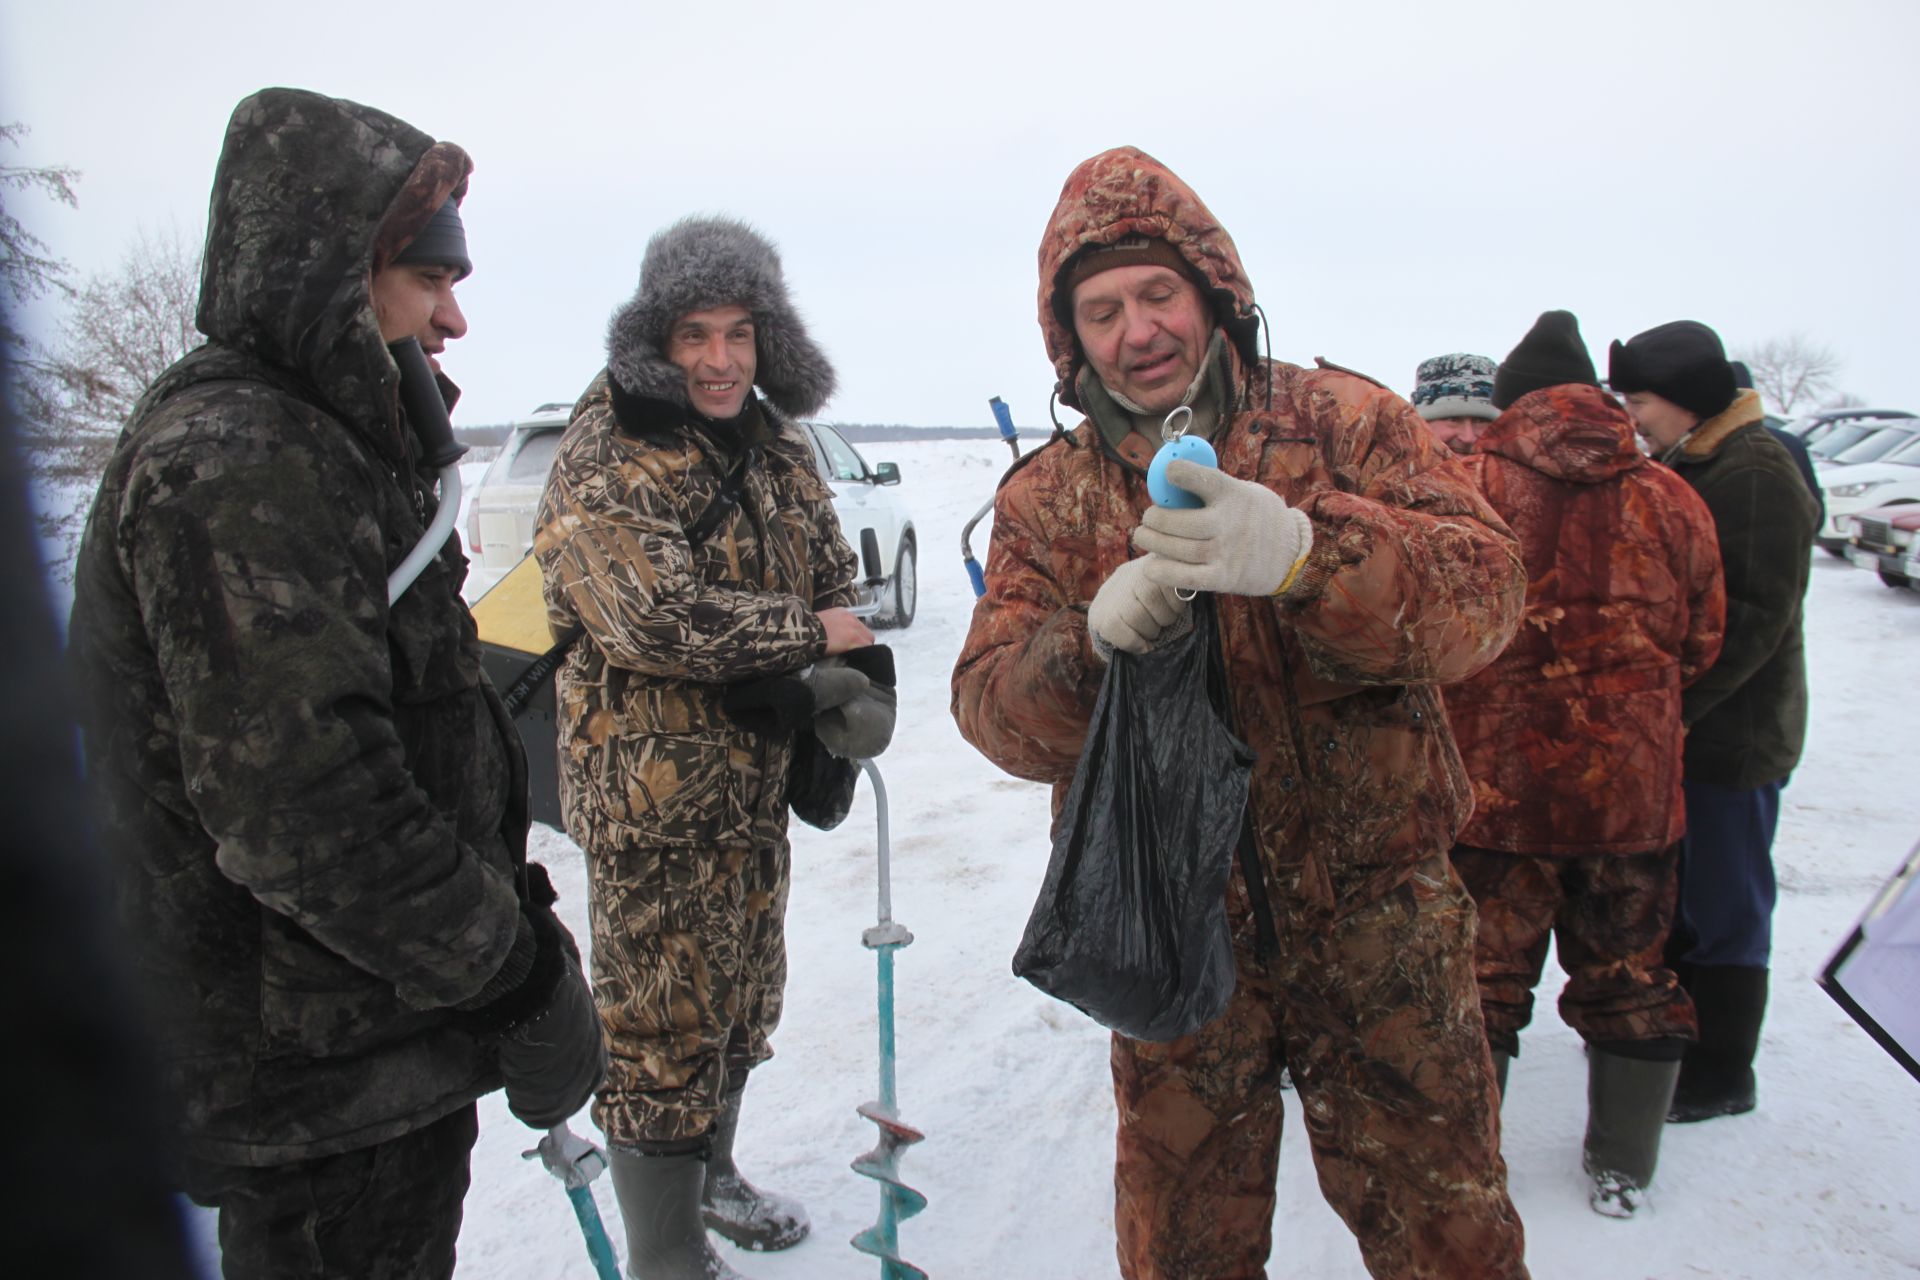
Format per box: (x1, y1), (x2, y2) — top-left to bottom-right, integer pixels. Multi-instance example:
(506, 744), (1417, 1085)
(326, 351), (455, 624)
(1274, 526), (1341, 607)
(450, 907), (566, 1033)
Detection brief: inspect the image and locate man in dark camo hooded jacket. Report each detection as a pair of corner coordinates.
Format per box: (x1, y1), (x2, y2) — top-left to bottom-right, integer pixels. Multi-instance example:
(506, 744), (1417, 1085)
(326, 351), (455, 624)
(67, 88), (602, 1278)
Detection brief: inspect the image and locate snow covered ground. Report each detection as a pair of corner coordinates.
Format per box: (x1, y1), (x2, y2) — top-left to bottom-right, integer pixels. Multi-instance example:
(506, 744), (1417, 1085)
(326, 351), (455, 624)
(187, 436), (1920, 1278)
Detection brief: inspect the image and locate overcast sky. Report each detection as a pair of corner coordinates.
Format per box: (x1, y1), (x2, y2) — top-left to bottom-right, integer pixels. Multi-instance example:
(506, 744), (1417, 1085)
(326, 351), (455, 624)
(5, 0), (1916, 430)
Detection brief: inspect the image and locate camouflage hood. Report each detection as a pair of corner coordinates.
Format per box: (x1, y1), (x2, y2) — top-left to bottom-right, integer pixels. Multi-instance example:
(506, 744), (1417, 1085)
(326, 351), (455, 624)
(1037, 146), (1260, 410)
(1475, 384), (1647, 486)
(189, 87), (472, 463)
(606, 215), (836, 419)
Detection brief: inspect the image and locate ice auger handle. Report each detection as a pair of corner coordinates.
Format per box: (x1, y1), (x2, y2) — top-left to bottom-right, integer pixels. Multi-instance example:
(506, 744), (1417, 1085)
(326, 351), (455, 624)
(989, 395), (1018, 444)
(961, 396), (1025, 600)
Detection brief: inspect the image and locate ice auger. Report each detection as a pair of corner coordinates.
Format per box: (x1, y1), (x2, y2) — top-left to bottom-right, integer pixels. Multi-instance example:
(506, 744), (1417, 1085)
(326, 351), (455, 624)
(524, 1123), (622, 1280)
(850, 759), (927, 1279)
(960, 396), (1023, 598)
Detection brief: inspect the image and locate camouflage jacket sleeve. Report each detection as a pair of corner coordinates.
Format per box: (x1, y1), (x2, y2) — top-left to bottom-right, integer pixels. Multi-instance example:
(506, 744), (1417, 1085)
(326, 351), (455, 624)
(950, 461), (1106, 785)
(115, 396), (520, 1010)
(537, 419), (831, 683)
(1274, 374), (1527, 688)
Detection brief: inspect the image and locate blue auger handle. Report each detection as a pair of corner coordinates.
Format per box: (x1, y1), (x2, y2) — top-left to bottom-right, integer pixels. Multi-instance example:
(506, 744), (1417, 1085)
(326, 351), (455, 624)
(989, 395), (1019, 445)
(564, 1184), (622, 1280)
(525, 1125), (622, 1280)
(962, 397), (1025, 599)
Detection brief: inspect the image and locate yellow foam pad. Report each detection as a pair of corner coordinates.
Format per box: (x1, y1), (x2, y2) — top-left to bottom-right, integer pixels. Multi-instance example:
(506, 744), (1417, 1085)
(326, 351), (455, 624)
(469, 554), (554, 656)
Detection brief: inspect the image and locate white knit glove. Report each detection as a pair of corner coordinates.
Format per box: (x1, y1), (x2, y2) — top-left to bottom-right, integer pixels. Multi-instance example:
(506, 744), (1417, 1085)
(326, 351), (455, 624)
(1134, 460), (1313, 597)
(1087, 557), (1191, 658)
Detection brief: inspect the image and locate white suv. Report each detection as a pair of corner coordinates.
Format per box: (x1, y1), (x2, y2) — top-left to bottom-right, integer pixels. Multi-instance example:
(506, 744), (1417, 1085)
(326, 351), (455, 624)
(461, 409), (917, 627)
(463, 404), (572, 597)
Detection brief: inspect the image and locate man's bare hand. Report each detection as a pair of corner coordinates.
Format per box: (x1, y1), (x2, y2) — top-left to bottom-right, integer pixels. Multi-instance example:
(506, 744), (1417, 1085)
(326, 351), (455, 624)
(819, 607), (875, 655)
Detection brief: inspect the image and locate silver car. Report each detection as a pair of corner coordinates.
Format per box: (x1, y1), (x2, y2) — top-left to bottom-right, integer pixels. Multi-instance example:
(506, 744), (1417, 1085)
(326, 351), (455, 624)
(462, 408), (917, 627)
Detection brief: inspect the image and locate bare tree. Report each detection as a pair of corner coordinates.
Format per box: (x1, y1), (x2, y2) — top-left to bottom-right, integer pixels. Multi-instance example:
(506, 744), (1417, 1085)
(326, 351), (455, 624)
(0, 122), (80, 356)
(1736, 334), (1841, 415)
(16, 225), (202, 575)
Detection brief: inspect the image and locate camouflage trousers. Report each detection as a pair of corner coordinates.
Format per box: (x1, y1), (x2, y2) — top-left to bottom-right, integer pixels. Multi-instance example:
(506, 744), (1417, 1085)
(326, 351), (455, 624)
(1112, 856), (1527, 1280)
(587, 838), (790, 1149)
(181, 1104), (476, 1280)
(1450, 843), (1695, 1056)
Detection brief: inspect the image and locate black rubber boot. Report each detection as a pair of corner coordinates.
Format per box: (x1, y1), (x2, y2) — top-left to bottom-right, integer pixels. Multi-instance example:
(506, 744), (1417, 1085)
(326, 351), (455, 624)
(1584, 1047), (1682, 1219)
(609, 1147), (746, 1280)
(1491, 1049), (1511, 1102)
(700, 1084), (810, 1252)
(1668, 966), (1767, 1123)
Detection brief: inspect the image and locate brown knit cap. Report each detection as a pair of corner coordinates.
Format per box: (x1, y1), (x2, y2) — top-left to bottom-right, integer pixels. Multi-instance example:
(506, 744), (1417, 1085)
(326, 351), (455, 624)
(1060, 234), (1195, 298)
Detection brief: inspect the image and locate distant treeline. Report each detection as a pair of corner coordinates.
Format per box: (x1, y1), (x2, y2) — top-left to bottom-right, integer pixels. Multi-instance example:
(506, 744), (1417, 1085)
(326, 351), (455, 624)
(824, 423), (1005, 442)
(455, 422), (1006, 447)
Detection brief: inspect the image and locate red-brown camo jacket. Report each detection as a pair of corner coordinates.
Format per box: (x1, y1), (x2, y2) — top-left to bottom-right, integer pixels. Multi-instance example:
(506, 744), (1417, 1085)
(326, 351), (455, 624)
(952, 146), (1528, 919)
(1447, 384), (1726, 855)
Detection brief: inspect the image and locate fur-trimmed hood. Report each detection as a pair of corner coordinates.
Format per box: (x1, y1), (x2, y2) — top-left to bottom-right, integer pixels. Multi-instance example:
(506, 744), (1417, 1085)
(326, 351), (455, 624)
(606, 216), (835, 419)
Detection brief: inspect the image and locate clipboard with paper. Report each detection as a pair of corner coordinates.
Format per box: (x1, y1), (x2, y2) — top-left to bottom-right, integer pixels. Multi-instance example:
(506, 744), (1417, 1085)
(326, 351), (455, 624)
(1818, 834), (1920, 1084)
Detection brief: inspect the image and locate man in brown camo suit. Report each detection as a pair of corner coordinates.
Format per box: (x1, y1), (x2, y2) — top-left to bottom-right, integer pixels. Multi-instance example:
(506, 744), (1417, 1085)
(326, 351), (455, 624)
(952, 147), (1530, 1279)
(535, 216), (892, 1278)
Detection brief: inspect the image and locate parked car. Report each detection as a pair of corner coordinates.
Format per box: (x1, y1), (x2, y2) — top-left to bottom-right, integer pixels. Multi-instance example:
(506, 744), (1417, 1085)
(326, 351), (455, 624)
(1808, 419), (1920, 464)
(1784, 405), (1916, 444)
(1843, 503), (1920, 590)
(1816, 432), (1920, 555)
(463, 403), (571, 597)
(799, 420), (918, 627)
(462, 407), (917, 627)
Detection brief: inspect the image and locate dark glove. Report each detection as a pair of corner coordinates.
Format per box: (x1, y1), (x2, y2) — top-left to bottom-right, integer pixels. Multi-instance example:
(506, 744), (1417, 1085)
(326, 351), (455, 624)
(454, 867), (607, 1129)
(814, 645), (898, 760)
(720, 662), (870, 735)
(496, 932), (605, 1129)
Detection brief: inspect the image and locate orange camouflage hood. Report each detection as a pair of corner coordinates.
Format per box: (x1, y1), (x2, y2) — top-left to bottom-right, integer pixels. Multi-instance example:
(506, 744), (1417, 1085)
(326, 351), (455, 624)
(1038, 147), (1258, 409)
(1474, 384), (1647, 486)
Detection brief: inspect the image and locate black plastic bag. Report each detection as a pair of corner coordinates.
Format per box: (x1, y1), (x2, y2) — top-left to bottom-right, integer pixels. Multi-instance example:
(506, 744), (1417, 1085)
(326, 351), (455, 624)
(1012, 596), (1253, 1042)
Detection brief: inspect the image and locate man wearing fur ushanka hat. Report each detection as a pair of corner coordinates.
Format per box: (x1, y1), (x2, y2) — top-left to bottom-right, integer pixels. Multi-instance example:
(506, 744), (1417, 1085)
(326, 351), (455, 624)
(534, 216), (893, 1278)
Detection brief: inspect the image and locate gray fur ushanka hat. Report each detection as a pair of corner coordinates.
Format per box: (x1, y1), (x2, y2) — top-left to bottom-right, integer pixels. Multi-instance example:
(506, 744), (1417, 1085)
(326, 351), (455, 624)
(607, 215), (836, 418)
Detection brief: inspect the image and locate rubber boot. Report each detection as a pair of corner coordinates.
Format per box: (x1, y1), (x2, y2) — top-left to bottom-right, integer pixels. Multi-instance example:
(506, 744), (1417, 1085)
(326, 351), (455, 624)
(608, 1147), (747, 1280)
(1491, 1049), (1511, 1101)
(1668, 966), (1766, 1123)
(701, 1084), (810, 1251)
(1584, 1048), (1681, 1219)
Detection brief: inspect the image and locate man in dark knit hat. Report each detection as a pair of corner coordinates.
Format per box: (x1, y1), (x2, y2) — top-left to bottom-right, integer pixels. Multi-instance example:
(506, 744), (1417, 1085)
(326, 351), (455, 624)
(535, 216), (894, 1279)
(1609, 319), (1819, 1126)
(66, 89), (604, 1279)
(1447, 310), (1725, 1216)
